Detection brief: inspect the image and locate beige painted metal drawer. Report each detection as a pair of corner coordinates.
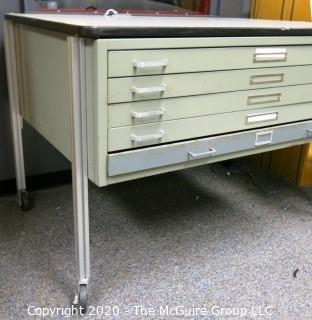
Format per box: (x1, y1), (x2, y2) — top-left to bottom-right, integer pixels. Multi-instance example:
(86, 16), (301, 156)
(108, 120), (312, 176)
(108, 46), (312, 77)
(108, 102), (312, 151)
(108, 84), (312, 128)
(108, 65), (312, 104)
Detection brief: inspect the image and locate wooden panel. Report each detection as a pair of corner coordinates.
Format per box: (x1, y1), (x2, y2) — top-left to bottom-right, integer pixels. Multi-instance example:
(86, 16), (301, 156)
(251, 0), (285, 19)
(180, 0), (198, 10)
(248, 154), (264, 167)
(269, 146), (303, 183)
(262, 152), (272, 170)
(292, 0), (312, 21)
(289, 0), (312, 185)
(282, 0), (295, 20)
(251, 0), (312, 186)
(251, 0), (312, 21)
(298, 144), (312, 185)
(247, 152), (271, 169)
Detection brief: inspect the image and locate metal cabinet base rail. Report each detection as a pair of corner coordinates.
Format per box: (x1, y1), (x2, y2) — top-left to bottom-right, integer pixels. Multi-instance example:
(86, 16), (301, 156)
(5, 13), (312, 311)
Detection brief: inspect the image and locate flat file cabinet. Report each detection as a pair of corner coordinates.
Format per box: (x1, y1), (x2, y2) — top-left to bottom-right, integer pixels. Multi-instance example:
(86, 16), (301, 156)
(5, 13), (312, 309)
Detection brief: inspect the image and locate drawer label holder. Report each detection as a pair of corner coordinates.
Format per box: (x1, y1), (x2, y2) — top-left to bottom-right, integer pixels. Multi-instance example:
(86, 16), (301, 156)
(254, 48), (288, 63)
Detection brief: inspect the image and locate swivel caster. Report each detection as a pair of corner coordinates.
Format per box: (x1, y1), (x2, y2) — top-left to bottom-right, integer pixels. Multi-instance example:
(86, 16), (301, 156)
(74, 284), (88, 314)
(18, 190), (32, 211)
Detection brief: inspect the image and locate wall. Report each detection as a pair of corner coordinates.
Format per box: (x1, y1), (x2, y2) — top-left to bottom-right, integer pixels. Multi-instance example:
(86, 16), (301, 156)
(218, 0), (251, 17)
(0, 0), (69, 182)
(24, 0), (250, 14)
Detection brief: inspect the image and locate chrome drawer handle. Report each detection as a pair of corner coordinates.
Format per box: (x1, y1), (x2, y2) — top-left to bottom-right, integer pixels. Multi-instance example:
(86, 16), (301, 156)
(131, 108), (165, 120)
(250, 73), (284, 85)
(133, 59), (168, 69)
(132, 85), (166, 95)
(131, 130), (165, 143)
(254, 48), (287, 63)
(247, 112), (278, 125)
(247, 93), (281, 105)
(255, 130), (274, 146)
(188, 147), (217, 160)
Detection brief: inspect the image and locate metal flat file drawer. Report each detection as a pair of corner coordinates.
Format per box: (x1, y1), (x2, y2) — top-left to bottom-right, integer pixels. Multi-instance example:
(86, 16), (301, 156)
(108, 120), (312, 176)
(108, 46), (312, 77)
(108, 84), (312, 127)
(108, 102), (312, 151)
(108, 65), (312, 103)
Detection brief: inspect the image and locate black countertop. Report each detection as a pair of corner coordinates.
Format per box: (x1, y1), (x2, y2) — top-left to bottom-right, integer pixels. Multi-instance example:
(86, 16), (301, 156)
(6, 13), (312, 39)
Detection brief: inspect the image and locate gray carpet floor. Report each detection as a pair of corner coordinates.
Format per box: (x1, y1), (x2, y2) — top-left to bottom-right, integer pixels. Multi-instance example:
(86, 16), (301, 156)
(1, 162), (312, 320)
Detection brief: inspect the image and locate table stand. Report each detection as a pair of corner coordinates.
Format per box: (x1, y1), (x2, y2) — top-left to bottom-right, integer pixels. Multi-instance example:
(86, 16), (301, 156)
(4, 21), (91, 311)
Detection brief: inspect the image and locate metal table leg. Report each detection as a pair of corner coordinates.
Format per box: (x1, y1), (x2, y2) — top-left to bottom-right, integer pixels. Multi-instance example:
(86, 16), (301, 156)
(4, 21), (30, 211)
(67, 37), (91, 312)
(5, 22), (91, 310)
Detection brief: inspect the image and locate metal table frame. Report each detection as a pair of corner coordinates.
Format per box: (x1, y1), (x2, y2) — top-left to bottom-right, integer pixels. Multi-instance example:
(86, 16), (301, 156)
(4, 20), (91, 310)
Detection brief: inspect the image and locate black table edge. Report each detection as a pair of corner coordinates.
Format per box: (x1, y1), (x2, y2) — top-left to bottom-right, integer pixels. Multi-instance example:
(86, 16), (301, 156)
(6, 14), (312, 39)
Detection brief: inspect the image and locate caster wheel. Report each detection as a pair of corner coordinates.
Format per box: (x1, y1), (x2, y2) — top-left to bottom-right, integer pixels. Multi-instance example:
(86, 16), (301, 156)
(19, 190), (32, 211)
(78, 284), (88, 314)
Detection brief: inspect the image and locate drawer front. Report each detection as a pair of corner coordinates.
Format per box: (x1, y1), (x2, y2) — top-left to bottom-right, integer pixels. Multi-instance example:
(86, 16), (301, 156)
(108, 102), (312, 151)
(108, 84), (312, 128)
(108, 46), (312, 77)
(108, 66), (312, 104)
(108, 120), (312, 176)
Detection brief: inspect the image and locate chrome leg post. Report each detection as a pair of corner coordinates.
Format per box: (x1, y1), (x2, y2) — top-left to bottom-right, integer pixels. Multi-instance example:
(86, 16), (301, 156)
(67, 37), (90, 312)
(4, 21), (30, 211)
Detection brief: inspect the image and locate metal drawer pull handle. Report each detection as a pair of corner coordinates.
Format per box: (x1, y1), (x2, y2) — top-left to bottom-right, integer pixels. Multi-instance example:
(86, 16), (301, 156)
(250, 73), (284, 85)
(247, 112), (278, 124)
(188, 147), (217, 160)
(254, 48), (287, 63)
(131, 108), (165, 120)
(247, 93), (281, 105)
(132, 85), (166, 95)
(255, 130), (274, 146)
(131, 130), (165, 143)
(133, 59), (168, 69)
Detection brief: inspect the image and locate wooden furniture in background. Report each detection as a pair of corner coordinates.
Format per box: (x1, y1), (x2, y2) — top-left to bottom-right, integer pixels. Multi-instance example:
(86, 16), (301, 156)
(179, 0), (210, 12)
(250, 0), (312, 186)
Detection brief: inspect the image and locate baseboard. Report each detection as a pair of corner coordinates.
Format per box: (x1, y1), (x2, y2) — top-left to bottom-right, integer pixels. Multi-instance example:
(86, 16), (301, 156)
(0, 170), (72, 197)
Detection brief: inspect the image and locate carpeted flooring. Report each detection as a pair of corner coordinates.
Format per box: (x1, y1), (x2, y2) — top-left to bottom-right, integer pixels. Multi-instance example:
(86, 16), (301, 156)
(1, 162), (312, 320)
